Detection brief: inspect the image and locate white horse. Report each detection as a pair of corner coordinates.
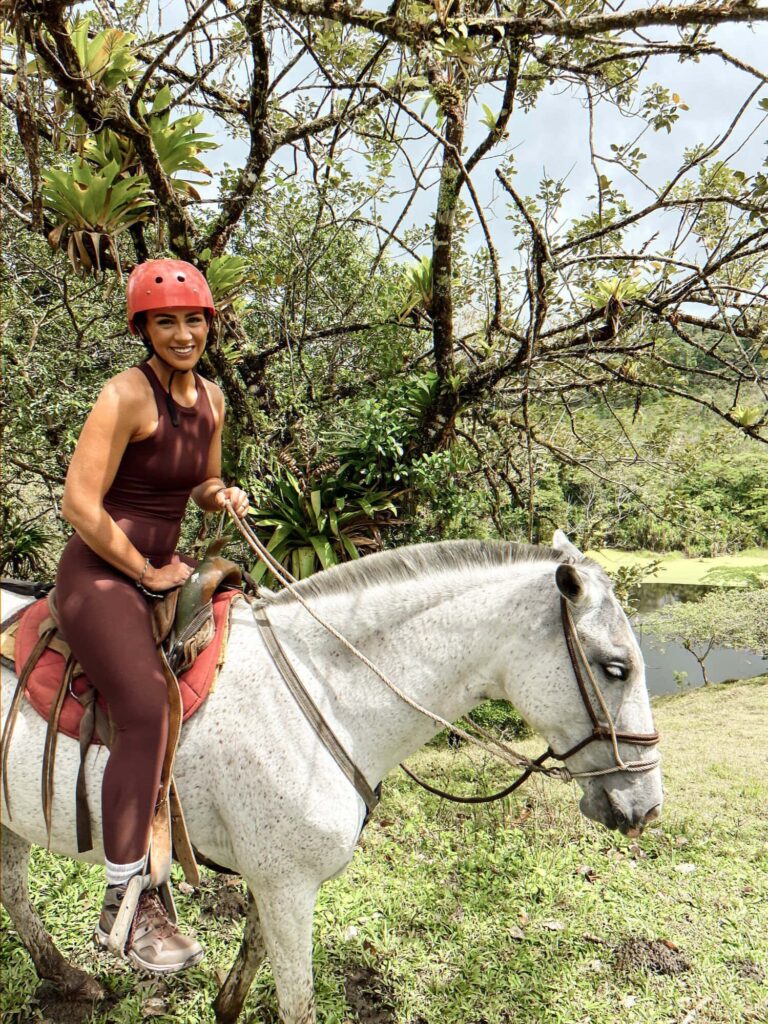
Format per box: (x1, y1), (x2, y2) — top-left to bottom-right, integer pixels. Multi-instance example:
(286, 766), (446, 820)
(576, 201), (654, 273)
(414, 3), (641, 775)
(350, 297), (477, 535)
(1, 533), (662, 1023)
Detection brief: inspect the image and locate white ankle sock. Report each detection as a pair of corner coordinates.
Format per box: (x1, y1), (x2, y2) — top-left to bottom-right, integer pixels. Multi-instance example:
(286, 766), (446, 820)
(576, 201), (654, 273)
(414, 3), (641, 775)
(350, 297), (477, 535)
(105, 855), (146, 887)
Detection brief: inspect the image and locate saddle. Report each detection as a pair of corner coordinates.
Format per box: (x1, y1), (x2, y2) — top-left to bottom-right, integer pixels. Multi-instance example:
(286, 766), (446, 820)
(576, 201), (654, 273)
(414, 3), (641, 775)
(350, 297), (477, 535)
(0, 540), (243, 905)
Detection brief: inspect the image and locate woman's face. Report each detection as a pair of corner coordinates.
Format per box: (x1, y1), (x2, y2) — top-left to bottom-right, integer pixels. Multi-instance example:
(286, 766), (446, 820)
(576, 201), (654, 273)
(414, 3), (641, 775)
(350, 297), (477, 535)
(144, 306), (209, 369)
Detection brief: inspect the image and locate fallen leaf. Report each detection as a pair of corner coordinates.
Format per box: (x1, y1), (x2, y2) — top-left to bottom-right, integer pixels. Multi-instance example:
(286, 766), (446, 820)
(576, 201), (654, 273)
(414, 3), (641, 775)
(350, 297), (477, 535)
(214, 968), (228, 987)
(344, 925), (359, 941)
(675, 863), (696, 874)
(142, 997), (167, 1018)
(621, 995), (637, 1009)
(660, 938), (680, 952)
(508, 926), (526, 941)
(178, 881), (195, 895)
(541, 919), (565, 931)
(577, 864), (597, 882)
(587, 958), (605, 972)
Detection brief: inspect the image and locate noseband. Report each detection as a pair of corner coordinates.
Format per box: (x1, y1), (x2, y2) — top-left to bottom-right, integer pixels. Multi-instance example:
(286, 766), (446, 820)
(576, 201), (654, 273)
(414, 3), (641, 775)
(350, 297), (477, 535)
(549, 597), (660, 780)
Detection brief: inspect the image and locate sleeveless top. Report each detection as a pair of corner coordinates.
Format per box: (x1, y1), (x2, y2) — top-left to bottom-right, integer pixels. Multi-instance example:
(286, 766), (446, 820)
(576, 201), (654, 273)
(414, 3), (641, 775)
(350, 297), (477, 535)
(102, 362), (215, 559)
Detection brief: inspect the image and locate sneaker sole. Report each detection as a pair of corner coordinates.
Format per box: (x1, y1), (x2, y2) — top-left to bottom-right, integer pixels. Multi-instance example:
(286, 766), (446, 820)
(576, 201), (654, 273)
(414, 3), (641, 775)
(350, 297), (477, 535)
(94, 927), (204, 974)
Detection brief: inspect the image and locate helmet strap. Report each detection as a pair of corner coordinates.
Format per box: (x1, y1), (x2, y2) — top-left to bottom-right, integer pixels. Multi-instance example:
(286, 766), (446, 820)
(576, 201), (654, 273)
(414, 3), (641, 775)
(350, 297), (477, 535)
(138, 330), (191, 431)
(165, 369), (180, 429)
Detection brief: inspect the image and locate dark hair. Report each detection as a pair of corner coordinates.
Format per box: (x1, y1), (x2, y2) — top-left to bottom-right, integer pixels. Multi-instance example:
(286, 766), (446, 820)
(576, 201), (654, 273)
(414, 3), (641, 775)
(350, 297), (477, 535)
(133, 312), (153, 356)
(133, 309), (213, 356)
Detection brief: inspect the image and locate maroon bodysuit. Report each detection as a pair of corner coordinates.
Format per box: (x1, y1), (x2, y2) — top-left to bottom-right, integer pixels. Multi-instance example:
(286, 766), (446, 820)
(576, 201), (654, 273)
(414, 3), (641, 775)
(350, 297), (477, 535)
(56, 362), (215, 864)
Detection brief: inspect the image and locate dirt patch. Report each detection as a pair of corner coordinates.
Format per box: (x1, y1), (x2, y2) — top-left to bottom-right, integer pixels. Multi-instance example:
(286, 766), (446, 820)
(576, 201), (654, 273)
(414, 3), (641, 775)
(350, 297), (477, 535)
(613, 937), (690, 976)
(344, 963), (397, 1024)
(731, 958), (766, 984)
(199, 874), (246, 921)
(19, 982), (118, 1024)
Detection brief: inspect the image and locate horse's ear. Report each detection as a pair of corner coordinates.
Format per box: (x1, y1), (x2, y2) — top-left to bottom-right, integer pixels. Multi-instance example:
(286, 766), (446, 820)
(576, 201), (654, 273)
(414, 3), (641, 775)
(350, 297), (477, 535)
(555, 563), (588, 605)
(552, 529), (583, 563)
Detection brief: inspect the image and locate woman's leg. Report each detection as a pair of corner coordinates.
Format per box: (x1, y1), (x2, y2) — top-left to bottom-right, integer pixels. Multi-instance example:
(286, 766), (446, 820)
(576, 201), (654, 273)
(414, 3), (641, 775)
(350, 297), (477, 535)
(56, 542), (168, 866)
(56, 540), (203, 973)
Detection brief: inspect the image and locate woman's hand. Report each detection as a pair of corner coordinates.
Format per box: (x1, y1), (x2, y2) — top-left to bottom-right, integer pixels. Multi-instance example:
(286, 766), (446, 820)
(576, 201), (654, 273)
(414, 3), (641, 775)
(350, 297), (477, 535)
(143, 560), (195, 592)
(214, 485), (250, 518)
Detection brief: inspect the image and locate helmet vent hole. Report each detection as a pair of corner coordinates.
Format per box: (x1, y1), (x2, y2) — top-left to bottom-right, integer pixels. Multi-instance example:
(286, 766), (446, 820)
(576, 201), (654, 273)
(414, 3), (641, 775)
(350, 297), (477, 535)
(155, 276), (163, 283)
(177, 274), (185, 281)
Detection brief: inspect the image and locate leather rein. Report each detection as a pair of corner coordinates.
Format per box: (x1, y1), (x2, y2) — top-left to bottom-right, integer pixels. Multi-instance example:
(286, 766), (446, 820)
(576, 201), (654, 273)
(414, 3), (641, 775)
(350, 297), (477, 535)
(225, 506), (659, 808)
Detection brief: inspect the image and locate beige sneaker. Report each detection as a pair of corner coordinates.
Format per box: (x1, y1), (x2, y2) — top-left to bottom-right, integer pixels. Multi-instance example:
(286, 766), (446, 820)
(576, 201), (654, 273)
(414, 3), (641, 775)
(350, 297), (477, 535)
(95, 884), (204, 974)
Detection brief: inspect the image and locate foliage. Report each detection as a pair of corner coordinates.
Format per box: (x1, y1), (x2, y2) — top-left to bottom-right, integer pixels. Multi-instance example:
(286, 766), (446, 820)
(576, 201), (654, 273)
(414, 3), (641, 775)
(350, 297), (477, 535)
(248, 464), (400, 585)
(0, 509), (53, 578)
(42, 158), (153, 274)
(605, 558), (662, 615)
(643, 586), (768, 683)
(643, 587), (768, 657)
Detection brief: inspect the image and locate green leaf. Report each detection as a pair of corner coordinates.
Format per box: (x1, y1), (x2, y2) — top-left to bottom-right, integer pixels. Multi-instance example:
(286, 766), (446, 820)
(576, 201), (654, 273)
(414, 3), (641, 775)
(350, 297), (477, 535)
(310, 489), (322, 522)
(152, 85), (172, 113)
(309, 535), (337, 570)
(340, 535), (360, 560)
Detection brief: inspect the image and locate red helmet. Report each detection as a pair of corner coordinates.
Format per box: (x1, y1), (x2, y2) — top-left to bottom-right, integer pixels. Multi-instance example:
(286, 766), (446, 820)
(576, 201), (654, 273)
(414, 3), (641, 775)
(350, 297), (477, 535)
(126, 259), (215, 334)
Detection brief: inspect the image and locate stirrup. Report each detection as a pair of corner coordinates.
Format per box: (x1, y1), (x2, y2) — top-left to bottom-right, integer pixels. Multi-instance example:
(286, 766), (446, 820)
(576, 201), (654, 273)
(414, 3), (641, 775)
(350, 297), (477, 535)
(107, 873), (152, 957)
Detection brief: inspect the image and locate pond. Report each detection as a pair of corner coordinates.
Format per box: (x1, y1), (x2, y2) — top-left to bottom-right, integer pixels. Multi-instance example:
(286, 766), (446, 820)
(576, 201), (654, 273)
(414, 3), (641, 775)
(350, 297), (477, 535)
(631, 582), (768, 696)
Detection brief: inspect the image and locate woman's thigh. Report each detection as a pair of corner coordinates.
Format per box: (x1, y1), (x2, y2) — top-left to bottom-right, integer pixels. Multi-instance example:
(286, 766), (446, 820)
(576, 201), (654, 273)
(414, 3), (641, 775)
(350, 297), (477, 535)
(56, 538), (167, 722)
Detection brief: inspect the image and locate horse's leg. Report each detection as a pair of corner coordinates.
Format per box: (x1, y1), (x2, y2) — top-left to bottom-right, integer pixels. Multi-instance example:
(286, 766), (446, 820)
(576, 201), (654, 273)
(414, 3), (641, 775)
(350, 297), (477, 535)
(0, 825), (104, 1001)
(212, 888), (266, 1024)
(256, 883), (318, 1024)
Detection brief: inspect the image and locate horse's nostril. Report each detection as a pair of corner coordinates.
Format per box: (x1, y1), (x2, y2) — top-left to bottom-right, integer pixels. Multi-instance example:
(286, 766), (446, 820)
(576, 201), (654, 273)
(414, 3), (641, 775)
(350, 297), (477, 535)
(642, 803), (661, 825)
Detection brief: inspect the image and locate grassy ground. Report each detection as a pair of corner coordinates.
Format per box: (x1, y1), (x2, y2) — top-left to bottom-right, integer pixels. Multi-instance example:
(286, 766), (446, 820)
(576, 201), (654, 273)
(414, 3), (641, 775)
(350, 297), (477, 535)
(588, 548), (768, 587)
(2, 679), (767, 1024)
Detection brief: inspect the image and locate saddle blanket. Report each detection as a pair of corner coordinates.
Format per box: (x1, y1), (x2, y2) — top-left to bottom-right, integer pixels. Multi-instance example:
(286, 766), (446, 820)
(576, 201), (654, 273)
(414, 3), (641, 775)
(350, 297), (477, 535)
(13, 590), (240, 742)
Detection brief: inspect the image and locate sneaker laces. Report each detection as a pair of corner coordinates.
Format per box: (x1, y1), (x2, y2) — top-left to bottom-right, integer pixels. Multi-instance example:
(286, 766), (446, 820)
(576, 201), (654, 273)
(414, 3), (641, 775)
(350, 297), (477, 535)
(128, 890), (178, 945)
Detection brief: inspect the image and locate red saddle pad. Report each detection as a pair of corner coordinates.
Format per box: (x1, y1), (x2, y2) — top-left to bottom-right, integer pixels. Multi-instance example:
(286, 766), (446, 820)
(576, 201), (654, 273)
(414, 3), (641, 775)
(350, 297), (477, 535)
(14, 590), (241, 742)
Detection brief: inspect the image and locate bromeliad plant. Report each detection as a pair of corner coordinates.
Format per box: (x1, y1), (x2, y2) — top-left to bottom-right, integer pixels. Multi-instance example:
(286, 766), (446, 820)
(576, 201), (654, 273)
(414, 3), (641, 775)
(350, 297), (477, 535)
(42, 159), (153, 276)
(42, 83), (217, 277)
(83, 87), (217, 199)
(247, 463), (401, 586)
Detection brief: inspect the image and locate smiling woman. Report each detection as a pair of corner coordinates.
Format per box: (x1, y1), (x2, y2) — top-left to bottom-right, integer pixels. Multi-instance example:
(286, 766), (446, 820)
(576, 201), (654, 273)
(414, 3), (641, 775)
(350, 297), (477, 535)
(52, 258), (250, 974)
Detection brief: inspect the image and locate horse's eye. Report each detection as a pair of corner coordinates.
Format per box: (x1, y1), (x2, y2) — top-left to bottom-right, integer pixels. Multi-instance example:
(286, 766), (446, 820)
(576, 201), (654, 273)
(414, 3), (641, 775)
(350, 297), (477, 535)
(603, 663), (629, 681)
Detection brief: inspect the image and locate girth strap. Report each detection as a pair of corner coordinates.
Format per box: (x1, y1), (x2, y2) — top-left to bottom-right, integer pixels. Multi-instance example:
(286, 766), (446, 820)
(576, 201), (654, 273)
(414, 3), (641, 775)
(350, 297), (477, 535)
(252, 603), (380, 816)
(42, 654), (76, 848)
(1, 624), (57, 819)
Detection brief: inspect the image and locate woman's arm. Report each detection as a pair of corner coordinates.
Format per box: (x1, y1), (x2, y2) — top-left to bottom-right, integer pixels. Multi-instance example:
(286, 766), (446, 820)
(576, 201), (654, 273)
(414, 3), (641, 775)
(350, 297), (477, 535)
(61, 374), (191, 590)
(190, 384), (249, 516)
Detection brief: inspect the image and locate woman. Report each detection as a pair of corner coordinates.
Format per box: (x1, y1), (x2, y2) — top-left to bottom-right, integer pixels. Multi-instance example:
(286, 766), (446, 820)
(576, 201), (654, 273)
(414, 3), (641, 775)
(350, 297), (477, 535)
(56, 259), (249, 973)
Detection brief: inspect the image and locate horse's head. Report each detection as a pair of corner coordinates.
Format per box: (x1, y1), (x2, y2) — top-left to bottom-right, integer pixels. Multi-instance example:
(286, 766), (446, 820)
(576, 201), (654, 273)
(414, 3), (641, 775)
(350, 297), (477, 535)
(501, 532), (663, 837)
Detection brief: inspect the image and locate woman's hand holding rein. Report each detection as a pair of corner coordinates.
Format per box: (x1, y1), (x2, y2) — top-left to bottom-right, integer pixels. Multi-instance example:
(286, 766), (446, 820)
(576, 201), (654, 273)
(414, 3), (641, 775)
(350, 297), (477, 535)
(214, 485), (249, 518)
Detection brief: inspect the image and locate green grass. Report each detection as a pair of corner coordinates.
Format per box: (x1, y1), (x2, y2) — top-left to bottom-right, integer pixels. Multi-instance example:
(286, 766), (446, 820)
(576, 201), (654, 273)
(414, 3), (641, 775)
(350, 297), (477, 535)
(3, 679), (768, 1023)
(588, 547), (768, 586)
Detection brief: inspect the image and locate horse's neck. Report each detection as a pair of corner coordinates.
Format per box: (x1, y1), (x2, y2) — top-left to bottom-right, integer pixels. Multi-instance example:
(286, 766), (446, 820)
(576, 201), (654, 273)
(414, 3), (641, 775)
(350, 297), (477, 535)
(260, 565), (553, 784)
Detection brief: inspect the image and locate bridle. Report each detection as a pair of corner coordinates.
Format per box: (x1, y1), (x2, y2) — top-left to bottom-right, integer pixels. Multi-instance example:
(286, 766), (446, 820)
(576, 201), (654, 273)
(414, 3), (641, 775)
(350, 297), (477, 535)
(551, 597), (660, 779)
(225, 507), (660, 807)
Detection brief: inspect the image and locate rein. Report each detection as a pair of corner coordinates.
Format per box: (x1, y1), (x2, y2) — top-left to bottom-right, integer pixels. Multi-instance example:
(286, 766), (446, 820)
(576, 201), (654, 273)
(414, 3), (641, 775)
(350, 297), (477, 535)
(225, 506), (659, 805)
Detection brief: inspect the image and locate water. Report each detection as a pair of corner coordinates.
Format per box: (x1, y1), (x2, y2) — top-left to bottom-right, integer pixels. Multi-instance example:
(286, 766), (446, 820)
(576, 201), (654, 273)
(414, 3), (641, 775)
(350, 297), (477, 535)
(631, 582), (768, 696)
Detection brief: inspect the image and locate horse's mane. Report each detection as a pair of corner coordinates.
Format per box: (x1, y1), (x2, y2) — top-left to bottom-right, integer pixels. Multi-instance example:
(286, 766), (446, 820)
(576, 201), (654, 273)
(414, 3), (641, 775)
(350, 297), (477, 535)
(262, 538), (602, 605)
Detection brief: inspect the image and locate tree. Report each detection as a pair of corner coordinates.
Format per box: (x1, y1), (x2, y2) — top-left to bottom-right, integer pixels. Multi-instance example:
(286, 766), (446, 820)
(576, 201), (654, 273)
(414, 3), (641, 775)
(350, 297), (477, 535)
(643, 587), (768, 684)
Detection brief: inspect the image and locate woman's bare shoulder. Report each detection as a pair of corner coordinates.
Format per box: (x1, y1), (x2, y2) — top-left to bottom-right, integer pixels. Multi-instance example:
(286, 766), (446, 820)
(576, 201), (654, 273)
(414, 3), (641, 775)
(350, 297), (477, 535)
(96, 366), (151, 404)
